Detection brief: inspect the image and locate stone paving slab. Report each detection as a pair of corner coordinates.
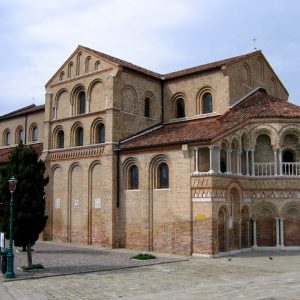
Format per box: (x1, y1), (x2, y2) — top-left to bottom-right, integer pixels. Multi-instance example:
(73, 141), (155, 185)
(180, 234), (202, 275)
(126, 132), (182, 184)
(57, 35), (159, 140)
(2, 241), (187, 280)
(0, 250), (300, 299)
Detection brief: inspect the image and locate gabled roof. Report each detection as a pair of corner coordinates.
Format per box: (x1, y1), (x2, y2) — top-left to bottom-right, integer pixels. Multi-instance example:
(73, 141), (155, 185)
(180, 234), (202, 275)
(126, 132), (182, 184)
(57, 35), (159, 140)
(163, 51), (262, 79)
(79, 45), (162, 79)
(46, 45), (273, 87)
(0, 143), (43, 165)
(119, 89), (300, 150)
(0, 104), (45, 120)
(82, 47), (263, 80)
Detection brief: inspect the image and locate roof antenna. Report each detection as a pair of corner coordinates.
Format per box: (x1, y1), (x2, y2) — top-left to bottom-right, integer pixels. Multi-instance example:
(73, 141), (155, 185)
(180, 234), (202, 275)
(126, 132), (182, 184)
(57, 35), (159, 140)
(32, 97), (35, 105)
(252, 37), (258, 50)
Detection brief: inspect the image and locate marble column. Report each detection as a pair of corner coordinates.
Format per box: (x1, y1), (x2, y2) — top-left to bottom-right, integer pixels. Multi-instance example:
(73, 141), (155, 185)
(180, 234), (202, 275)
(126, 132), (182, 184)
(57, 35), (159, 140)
(217, 147), (221, 173)
(274, 149), (278, 175)
(252, 219), (257, 247)
(280, 218), (285, 247)
(226, 149), (232, 174)
(279, 149), (283, 175)
(209, 146), (214, 174)
(251, 150), (255, 176)
(194, 147), (199, 174)
(246, 150), (250, 176)
(275, 217), (280, 247)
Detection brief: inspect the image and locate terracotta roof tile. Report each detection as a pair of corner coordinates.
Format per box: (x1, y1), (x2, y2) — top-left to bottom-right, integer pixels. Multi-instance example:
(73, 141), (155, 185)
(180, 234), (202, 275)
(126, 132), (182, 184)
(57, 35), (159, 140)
(80, 45), (261, 80)
(163, 51), (262, 79)
(120, 89), (300, 150)
(0, 143), (43, 164)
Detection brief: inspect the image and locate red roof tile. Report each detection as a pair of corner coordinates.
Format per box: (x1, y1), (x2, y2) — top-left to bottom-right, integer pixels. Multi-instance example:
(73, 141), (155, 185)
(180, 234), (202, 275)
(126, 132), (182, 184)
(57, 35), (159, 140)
(80, 46), (262, 80)
(0, 143), (43, 164)
(119, 89), (300, 150)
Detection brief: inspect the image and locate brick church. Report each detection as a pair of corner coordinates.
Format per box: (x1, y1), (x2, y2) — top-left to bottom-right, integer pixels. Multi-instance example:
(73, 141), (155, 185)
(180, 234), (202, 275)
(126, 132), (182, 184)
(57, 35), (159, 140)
(1, 46), (300, 256)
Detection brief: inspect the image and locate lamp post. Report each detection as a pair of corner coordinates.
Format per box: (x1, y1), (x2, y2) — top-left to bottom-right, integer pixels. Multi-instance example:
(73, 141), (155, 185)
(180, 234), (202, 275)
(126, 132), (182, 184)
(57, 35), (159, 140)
(5, 176), (17, 279)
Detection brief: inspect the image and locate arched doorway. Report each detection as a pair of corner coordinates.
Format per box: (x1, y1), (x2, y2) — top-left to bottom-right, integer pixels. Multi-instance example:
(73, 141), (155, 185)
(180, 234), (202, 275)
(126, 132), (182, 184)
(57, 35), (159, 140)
(256, 208), (276, 246)
(284, 208), (300, 246)
(229, 188), (240, 250)
(218, 207), (228, 252)
(241, 206), (250, 248)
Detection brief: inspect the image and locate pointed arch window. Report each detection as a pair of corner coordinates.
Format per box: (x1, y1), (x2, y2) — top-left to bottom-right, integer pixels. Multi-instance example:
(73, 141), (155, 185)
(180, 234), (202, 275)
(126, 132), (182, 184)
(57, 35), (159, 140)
(130, 165), (139, 189)
(144, 98), (150, 118)
(159, 163), (169, 188)
(78, 91), (86, 115)
(203, 93), (212, 114)
(176, 98), (185, 118)
(76, 127), (84, 146)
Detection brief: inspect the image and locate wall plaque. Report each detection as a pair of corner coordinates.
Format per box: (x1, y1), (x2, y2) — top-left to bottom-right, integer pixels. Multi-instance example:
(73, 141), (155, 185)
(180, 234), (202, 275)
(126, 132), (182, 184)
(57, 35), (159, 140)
(95, 198), (101, 208)
(55, 198), (61, 209)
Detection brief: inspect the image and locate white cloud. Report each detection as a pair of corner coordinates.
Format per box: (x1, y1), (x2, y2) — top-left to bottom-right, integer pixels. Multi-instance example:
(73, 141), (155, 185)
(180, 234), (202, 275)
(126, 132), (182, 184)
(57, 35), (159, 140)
(0, 0), (300, 114)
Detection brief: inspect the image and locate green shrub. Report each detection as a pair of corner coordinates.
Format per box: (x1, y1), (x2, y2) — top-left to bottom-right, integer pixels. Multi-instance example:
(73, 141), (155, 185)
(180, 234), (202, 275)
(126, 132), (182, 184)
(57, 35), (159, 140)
(131, 253), (156, 260)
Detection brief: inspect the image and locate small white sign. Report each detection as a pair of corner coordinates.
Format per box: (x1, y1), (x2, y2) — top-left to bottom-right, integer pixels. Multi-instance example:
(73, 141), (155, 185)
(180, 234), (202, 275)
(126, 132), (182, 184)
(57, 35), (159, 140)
(55, 198), (61, 209)
(74, 200), (80, 208)
(0, 232), (4, 247)
(228, 217), (233, 229)
(95, 198), (101, 208)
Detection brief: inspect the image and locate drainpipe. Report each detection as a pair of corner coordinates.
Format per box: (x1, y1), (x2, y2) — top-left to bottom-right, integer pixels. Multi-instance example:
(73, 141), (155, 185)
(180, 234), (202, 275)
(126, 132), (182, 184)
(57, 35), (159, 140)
(160, 77), (164, 123)
(24, 113), (28, 144)
(116, 147), (120, 208)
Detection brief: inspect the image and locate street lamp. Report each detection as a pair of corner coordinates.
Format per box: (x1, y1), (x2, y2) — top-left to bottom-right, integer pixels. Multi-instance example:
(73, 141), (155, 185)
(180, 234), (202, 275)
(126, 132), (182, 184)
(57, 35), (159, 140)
(5, 176), (17, 279)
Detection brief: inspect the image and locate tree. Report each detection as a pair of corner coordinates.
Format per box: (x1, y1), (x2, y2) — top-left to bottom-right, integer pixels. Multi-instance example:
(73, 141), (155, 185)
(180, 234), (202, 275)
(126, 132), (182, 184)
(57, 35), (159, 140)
(0, 143), (48, 268)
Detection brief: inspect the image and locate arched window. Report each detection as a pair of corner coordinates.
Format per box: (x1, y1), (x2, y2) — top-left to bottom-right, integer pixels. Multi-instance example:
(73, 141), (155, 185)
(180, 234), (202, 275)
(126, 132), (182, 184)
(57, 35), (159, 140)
(59, 71), (65, 81)
(4, 131), (10, 146)
(130, 165), (139, 189)
(67, 62), (73, 78)
(94, 60), (100, 70)
(76, 52), (82, 76)
(220, 160), (226, 173)
(202, 93), (212, 114)
(78, 91), (86, 115)
(32, 127), (38, 142)
(19, 129), (24, 143)
(16, 127), (24, 144)
(97, 124), (105, 144)
(75, 127), (84, 146)
(243, 63), (251, 86)
(144, 98), (150, 118)
(176, 98), (185, 118)
(85, 56), (91, 73)
(159, 163), (169, 188)
(57, 130), (64, 148)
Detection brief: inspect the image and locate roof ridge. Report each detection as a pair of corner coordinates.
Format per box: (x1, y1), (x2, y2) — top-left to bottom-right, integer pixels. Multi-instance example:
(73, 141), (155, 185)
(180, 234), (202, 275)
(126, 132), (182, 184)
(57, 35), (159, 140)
(0, 104), (36, 118)
(266, 96), (282, 117)
(164, 50), (261, 79)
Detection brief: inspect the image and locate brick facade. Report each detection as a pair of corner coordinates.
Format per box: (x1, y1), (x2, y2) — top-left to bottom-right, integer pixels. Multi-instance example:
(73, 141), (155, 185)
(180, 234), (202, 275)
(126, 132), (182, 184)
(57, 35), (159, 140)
(1, 46), (299, 256)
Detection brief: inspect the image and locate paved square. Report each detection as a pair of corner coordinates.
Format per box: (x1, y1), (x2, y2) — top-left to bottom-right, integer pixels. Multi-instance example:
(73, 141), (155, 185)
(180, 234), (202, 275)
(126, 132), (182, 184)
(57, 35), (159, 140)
(0, 242), (299, 299)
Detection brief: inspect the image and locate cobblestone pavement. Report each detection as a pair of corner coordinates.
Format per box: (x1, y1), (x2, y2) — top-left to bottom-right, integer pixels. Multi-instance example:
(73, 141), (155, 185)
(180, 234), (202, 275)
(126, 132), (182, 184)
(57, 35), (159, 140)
(0, 243), (300, 299)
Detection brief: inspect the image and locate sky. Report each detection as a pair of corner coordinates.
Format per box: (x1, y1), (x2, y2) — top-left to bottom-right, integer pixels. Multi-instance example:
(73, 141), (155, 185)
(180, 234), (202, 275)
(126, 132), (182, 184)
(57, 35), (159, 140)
(0, 0), (299, 115)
